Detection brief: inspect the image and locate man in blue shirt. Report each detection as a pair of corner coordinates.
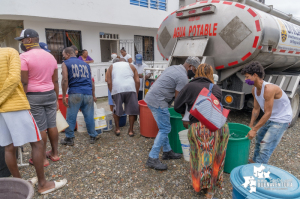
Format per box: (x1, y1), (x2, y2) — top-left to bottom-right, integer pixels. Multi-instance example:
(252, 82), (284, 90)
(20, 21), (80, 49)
(60, 47), (98, 145)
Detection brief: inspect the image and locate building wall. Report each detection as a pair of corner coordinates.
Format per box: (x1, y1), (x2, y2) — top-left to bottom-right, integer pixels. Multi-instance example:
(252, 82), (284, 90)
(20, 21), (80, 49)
(24, 20), (164, 62)
(1, 0), (179, 29)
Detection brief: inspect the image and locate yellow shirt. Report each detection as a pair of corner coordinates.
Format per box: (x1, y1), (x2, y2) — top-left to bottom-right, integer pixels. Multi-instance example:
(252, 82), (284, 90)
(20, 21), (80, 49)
(0, 47), (30, 112)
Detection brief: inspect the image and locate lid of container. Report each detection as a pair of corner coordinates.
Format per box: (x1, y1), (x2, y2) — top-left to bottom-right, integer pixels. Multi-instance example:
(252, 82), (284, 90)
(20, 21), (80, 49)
(231, 164), (300, 198)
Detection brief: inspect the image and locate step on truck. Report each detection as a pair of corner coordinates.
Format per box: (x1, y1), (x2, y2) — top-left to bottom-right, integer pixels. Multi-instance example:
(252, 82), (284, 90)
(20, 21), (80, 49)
(156, 0), (300, 127)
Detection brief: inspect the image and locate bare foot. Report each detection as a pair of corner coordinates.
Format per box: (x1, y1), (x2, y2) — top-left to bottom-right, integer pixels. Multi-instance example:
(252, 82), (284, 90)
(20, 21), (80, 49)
(46, 151), (60, 161)
(44, 159), (50, 166)
(128, 129), (134, 137)
(38, 181), (55, 193)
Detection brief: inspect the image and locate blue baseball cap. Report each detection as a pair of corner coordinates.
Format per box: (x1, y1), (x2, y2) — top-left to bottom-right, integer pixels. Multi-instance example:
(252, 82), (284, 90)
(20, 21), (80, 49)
(39, 42), (51, 52)
(135, 54), (143, 65)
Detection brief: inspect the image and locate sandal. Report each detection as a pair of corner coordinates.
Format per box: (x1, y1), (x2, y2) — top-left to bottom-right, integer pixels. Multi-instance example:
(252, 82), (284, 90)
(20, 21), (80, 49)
(115, 130), (120, 136)
(46, 151), (60, 162)
(29, 158), (50, 167)
(39, 179), (68, 195)
(128, 130), (134, 137)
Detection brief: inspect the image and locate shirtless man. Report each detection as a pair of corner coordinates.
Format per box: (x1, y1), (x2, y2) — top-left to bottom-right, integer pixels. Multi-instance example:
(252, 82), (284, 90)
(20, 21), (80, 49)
(241, 61), (292, 164)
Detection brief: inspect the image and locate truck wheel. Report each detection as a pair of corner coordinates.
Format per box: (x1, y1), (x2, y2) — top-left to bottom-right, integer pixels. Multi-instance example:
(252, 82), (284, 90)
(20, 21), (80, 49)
(289, 86), (300, 127)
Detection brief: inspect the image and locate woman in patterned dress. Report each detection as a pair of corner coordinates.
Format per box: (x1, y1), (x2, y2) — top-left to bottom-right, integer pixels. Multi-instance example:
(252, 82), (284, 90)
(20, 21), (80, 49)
(174, 63), (230, 199)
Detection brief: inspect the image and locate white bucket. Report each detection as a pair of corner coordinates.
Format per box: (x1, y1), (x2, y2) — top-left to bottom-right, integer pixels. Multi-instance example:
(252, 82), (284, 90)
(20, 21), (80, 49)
(103, 111), (113, 132)
(179, 129), (190, 162)
(56, 110), (69, 133)
(94, 108), (107, 130)
(77, 111), (87, 133)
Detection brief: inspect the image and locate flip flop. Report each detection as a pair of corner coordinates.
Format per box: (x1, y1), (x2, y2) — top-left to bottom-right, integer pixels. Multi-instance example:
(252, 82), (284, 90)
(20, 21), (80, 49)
(128, 130), (135, 137)
(115, 130), (120, 136)
(40, 179), (68, 195)
(29, 158), (50, 167)
(46, 151), (60, 162)
(28, 177), (38, 187)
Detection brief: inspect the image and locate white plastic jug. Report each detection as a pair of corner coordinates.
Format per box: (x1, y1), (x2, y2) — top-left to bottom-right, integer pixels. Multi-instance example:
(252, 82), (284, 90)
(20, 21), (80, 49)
(77, 111), (87, 133)
(94, 108), (107, 130)
(56, 110), (69, 133)
(179, 129), (190, 162)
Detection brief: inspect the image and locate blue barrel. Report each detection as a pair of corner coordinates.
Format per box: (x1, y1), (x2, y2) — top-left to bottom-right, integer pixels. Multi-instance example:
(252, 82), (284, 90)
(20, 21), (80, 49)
(230, 163), (300, 198)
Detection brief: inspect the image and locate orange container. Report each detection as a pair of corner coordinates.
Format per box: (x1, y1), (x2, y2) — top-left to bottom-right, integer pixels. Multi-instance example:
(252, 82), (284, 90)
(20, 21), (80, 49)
(138, 100), (158, 138)
(58, 94), (77, 130)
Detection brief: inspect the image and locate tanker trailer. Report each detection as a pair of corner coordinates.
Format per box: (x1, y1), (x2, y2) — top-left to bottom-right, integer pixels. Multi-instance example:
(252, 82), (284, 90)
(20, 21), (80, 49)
(157, 0), (300, 126)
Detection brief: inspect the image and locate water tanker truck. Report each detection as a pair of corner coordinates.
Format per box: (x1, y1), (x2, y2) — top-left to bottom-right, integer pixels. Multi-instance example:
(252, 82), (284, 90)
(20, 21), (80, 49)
(156, 0), (300, 126)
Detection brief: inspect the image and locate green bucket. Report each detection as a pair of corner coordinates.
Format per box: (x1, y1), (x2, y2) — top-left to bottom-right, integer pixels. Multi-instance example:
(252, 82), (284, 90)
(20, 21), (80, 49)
(168, 108), (185, 153)
(224, 123), (251, 173)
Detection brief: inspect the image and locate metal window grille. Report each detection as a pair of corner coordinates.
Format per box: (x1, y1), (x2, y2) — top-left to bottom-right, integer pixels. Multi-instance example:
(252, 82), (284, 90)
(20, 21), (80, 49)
(150, 0), (167, 11)
(130, 0), (149, 8)
(134, 35), (154, 65)
(45, 29), (82, 64)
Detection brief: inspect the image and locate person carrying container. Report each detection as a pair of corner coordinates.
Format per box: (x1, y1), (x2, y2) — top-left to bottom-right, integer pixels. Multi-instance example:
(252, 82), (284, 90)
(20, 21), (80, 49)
(241, 61), (292, 164)
(60, 47), (99, 145)
(144, 56), (200, 170)
(174, 63), (229, 199)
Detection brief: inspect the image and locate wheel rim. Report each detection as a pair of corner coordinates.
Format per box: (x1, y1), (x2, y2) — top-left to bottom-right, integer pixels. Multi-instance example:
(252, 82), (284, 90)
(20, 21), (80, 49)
(292, 93), (300, 119)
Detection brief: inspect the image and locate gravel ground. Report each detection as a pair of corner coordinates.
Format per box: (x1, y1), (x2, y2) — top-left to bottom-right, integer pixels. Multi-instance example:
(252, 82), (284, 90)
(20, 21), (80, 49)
(18, 98), (300, 199)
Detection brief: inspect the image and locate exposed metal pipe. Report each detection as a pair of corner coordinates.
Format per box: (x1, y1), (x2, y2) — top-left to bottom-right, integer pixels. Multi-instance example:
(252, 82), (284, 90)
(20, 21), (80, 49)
(230, 0), (300, 26)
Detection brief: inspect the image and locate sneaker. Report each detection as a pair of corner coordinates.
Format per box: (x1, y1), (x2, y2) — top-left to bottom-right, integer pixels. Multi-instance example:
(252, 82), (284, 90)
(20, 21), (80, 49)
(146, 157), (168, 170)
(89, 136), (99, 144)
(60, 137), (74, 146)
(162, 150), (182, 160)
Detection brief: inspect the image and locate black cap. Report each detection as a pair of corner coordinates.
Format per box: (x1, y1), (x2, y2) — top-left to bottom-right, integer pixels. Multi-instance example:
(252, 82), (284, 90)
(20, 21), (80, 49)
(14, 29), (39, 41)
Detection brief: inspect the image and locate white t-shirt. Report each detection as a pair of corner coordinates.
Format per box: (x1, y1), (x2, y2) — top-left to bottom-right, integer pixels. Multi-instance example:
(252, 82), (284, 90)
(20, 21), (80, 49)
(133, 63), (151, 91)
(120, 53), (132, 62)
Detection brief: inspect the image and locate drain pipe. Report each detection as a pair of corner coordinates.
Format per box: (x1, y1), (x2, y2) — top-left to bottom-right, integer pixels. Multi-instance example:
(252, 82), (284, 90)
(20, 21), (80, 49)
(229, 0), (300, 26)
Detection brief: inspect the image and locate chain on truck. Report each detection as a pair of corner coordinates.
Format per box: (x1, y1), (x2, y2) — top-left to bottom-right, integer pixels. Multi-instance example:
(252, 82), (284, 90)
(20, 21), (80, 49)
(151, 0), (300, 127)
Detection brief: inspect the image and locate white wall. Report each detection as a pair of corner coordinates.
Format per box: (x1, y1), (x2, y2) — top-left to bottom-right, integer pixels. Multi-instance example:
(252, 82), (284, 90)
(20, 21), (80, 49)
(1, 0), (179, 29)
(24, 19), (164, 63)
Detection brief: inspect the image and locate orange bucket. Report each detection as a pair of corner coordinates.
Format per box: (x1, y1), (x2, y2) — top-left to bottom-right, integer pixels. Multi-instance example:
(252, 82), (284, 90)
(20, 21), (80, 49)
(138, 100), (158, 138)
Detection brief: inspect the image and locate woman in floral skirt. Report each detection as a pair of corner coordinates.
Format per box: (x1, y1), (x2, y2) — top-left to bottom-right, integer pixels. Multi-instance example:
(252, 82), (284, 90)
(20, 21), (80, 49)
(174, 63), (230, 199)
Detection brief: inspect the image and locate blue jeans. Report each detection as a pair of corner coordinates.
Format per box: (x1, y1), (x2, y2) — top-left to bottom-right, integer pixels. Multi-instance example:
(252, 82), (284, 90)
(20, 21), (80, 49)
(253, 120), (289, 164)
(148, 105), (172, 159)
(65, 94), (97, 138)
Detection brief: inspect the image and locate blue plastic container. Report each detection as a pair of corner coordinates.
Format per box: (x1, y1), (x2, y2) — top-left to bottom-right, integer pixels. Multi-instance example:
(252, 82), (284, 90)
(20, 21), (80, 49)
(119, 114), (127, 127)
(230, 163), (300, 199)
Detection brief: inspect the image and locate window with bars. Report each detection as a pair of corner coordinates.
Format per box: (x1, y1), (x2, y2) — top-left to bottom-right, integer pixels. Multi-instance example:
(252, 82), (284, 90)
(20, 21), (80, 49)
(134, 35), (154, 62)
(130, 0), (167, 11)
(45, 29), (82, 64)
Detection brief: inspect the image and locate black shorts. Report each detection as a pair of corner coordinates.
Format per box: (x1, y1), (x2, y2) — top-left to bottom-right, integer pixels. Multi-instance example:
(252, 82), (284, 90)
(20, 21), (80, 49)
(112, 92), (139, 116)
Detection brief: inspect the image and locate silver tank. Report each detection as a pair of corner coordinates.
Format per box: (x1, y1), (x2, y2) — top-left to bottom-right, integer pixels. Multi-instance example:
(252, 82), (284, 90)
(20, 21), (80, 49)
(157, 0), (300, 71)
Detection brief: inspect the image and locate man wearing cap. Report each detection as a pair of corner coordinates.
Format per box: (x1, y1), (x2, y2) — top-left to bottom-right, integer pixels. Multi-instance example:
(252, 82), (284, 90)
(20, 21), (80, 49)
(144, 56), (200, 170)
(133, 54), (152, 101)
(15, 29), (61, 167)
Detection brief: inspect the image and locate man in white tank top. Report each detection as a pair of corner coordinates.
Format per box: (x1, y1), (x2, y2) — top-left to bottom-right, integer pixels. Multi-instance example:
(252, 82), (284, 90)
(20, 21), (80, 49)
(106, 58), (140, 137)
(241, 61), (292, 164)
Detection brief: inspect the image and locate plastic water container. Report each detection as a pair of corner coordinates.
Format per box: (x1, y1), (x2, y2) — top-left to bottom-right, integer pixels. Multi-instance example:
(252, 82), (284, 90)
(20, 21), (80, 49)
(224, 123), (251, 173)
(138, 100), (159, 138)
(230, 163), (300, 199)
(56, 110), (69, 133)
(103, 111), (113, 132)
(94, 108), (107, 130)
(179, 129), (190, 161)
(0, 177), (34, 199)
(119, 114), (127, 127)
(77, 112), (87, 133)
(168, 108), (185, 153)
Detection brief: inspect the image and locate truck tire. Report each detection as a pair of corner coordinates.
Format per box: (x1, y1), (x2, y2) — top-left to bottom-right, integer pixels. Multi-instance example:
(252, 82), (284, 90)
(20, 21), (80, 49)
(289, 86), (300, 127)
